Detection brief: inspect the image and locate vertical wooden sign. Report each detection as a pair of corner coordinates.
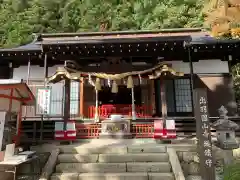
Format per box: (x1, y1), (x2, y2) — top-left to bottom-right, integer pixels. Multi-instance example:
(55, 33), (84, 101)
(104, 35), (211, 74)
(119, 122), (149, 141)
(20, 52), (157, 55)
(194, 88), (215, 180)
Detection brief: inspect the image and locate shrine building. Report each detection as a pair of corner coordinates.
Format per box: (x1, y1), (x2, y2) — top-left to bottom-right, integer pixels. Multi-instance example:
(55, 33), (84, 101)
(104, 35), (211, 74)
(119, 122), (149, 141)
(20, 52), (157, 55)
(0, 28), (239, 141)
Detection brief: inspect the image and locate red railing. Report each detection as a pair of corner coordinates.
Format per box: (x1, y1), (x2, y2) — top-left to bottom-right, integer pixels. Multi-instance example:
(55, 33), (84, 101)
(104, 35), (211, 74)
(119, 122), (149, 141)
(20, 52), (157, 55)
(132, 124), (154, 138)
(76, 123), (101, 138)
(88, 104), (153, 118)
(75, 122), (154, 139)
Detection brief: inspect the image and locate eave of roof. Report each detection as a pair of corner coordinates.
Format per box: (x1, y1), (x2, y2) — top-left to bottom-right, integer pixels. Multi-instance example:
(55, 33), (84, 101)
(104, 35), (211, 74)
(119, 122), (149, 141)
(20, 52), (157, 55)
(39, 28), (203, 39)
(190, 35), (240, 45)
(0, 28), (239, 54)
(0, 80), (35, 105)
(0, 43), (41, 51)
(38, 28), (204, 45)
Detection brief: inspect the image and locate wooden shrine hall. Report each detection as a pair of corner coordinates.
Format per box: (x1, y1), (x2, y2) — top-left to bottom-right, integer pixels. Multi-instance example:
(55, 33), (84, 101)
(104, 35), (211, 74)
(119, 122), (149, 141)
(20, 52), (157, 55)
(0, 28), (240, 141)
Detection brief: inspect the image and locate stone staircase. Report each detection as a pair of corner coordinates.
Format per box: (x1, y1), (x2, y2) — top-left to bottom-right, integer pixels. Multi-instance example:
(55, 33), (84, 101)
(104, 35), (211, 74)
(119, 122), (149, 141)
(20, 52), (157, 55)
(50, 142), (175, 180)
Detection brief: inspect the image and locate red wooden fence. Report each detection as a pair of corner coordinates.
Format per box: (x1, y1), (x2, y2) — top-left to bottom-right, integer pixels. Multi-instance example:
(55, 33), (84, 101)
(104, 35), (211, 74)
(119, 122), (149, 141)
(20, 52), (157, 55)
(88, 104), (153, 118)
(75, 122), (154, 139)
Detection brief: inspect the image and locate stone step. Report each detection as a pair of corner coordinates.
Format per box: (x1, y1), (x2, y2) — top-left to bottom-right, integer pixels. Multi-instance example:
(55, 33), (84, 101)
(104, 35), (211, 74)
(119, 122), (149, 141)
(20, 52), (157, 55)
(59, 145), (127, 154)
(186, 175), (202, 180)
(51, 172), (174, 180)
(59, 145), (166, 154)
(127, 145), (167, 153)
(99, 153), (169, 163)
(58, 154), (99, 163)
(58, 153), (169, 163)
(56, 162), (171, 173)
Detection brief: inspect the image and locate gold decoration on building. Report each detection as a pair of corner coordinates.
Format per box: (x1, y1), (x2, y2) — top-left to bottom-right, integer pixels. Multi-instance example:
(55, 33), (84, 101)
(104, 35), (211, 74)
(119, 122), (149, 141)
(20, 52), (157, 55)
(127, 76), (133, 89)
(47, 67), (81, 83)
(64, 62), (183, 80)
(111, 81), (118, 93)
(95, 78), (101, 91)
(148, 64), (184, 79)
(47, 62), (184, 88)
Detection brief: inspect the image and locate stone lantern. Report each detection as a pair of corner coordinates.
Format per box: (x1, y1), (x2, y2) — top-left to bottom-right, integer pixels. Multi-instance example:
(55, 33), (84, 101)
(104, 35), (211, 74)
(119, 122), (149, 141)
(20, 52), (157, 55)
(212, 106), (239, 150)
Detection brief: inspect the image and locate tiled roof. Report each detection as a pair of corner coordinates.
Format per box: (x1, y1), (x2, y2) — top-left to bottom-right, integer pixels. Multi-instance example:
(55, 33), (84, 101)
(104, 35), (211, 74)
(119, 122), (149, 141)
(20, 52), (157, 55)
(0, 28), (239, 52)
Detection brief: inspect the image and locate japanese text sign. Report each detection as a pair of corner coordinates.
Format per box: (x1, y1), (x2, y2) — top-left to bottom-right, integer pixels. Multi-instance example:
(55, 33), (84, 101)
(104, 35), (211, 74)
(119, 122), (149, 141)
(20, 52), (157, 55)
(194, 88), (215, 180)
(36, 88), (51, 115)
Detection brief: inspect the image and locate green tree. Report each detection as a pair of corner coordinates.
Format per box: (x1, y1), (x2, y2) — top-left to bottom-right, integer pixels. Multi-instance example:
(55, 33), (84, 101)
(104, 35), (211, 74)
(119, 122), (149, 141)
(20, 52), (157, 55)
(0, 0), (205, 47)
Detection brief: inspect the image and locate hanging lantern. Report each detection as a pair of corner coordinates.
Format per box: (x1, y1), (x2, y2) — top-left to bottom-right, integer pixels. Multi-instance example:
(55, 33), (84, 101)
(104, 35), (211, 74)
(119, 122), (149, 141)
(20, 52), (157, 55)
(88, 74), (94, 86)
(123, 78), (126, 85)
(108, 78), (111, 87)
(127, 76), (133, 89)
(138, 74), (142, 84)
(95, 78), (101, 91)
(111, 81), (118, 93)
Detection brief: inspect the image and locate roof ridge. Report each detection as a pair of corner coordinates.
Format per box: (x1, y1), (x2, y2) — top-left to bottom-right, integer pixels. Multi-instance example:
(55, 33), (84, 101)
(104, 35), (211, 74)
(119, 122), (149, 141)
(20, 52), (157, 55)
(39, 28), (203, 38)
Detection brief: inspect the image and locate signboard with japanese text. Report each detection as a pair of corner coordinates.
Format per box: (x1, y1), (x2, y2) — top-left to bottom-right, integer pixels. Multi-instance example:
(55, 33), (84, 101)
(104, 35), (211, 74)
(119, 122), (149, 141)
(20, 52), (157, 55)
(194, 88), (215, 180)
(36, 88), (51, 115)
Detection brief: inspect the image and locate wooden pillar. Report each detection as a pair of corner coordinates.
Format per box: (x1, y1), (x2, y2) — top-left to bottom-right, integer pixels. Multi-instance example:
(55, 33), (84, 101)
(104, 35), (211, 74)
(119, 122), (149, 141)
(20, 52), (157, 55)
(40, 54), (48, 141)
(15, 105), (22, 145)
(79, 77), (84, 117)
(44, 54), (48, 83)
(150, 80), (156, 115)
(9, 62), (13, 79)
(154, 79), (160, 116)
(160, 77), (167, 126)
(63, 79), (71, 131)
(188, 47), (195, 114)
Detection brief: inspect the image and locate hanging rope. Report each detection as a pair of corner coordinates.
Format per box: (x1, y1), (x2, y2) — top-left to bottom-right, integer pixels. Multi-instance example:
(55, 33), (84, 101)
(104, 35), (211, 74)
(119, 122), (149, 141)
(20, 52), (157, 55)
(47, 61), (184, 88)
(63, 62), (183, 80)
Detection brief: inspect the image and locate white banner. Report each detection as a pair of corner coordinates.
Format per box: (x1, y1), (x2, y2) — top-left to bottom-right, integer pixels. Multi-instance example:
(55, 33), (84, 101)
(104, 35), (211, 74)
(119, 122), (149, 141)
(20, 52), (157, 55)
(0, 111), (6, 151)
(36, 88), (51, 115)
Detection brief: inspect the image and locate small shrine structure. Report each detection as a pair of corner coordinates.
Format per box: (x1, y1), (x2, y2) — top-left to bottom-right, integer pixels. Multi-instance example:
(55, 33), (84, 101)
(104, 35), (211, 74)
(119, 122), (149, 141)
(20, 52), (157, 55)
(0, 80), (35, 150)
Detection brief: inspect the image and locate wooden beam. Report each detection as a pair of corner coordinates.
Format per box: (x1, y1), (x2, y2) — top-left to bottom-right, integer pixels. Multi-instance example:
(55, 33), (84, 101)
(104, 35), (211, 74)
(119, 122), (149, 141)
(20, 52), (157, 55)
(0, 94), (31, 102)
(8, 89), (13, 111)
(80, 77), (84, 117)
(15, 104), (22, 145)
(150, 80), (156, 115)
(63, 79), (71, 131)
(160, 77), (167, 120)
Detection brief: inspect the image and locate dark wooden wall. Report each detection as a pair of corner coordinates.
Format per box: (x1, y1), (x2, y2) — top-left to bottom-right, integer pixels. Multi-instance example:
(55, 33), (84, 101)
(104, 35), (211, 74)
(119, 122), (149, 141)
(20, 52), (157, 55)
(194, 74), (237, 116)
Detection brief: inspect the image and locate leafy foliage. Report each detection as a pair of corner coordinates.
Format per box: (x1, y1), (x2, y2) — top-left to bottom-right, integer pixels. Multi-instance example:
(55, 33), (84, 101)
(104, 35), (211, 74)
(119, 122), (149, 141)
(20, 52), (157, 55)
(232, 64), (240, 101)
(223, 162), (240, 180)
(204, 1), (240, 100)
(204, 0), (240, 37)
(0, 0), (205, 47)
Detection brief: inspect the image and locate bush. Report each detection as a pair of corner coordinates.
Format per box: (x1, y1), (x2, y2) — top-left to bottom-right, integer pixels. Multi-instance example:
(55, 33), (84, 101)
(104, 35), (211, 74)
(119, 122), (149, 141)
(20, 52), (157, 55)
(223, 162), (240, 180)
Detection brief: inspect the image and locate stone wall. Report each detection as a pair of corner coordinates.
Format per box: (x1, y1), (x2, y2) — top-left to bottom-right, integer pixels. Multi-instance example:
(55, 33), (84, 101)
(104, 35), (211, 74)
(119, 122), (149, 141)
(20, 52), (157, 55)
(175, 145), (240, 180)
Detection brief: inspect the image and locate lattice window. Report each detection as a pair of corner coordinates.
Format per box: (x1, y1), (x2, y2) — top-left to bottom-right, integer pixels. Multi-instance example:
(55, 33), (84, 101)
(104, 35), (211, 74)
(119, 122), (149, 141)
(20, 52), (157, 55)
(174, 79), (192, 112)
(48, 81), (79, 115)
(70, 81), (79, 115)
(49, 82), (64, 115)
(165, 80), (175, 113)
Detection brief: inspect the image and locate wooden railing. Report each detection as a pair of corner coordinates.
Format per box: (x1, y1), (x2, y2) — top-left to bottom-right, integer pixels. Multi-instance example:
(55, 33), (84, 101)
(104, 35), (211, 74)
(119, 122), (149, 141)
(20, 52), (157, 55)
(76, 123), (100, 138)
(16, 116), (240, 144)
(132, 123), (154, 138)
(88, 104), (153, 118)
